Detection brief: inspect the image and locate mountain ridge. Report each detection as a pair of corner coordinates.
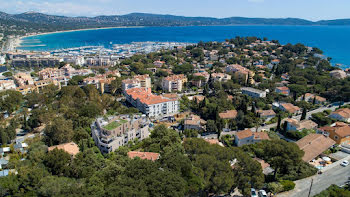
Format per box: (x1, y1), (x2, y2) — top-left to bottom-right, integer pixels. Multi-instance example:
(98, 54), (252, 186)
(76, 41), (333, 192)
(1, 11), (350, 39)
(2, 11), (350, 26)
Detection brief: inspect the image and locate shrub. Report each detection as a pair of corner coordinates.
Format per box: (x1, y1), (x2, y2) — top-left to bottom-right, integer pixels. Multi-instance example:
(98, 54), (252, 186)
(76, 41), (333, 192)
(267, 182), (284, 194)
(279, 180), (295, 191)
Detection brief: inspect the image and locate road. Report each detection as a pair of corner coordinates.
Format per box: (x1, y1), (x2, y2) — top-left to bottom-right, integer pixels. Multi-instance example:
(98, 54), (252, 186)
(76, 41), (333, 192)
(200, 103), (350, 140)
(277, 164), (350, 197)
(257, 102), (350, 132)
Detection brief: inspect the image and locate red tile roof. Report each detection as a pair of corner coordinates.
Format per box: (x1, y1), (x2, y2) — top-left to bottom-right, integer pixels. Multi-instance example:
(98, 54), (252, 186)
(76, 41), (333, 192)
(253, 132), (270, 140)
(332, 108), (350, 119)
(127, 151), (160, 161)
(296, 134), (335, 162)
(219, 110), (238, 119)
(164, 74), (186, 81)
(281, 103), (300, 114)
(236, 129), (253, 140)
(126, 88), (177, 105)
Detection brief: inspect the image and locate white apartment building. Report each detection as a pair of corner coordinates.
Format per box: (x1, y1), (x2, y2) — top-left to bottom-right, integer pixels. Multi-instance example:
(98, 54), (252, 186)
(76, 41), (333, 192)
(91, 114), (150, 154)
(0, 80), (16, 91)
(241, 87), (267, 98)
(125, 88), (179, 118)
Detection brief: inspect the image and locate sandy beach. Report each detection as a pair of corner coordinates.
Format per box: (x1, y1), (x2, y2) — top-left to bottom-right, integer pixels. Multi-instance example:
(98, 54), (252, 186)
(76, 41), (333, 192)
(15, 26), (144, 50)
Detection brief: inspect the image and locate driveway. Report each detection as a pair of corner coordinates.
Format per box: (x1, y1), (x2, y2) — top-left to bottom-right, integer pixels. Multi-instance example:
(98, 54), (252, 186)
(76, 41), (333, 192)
(277, 164), (350, 197)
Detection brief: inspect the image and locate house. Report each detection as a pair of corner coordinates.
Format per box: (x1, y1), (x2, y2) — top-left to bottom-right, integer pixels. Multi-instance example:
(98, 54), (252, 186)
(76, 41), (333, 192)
(184, 114), (206, 131)
(162, 74), (187, 92)
(91, 114), (150, 154)
(211, 73), (231, 82)
(298, 93), (327, 104)
(279, 103), (301, 114)
(234, 129), (270, 147)
(48, 142), (80, 156)
(257, 110), (276, 120)
(317, 122), (350, 145)
(125, 88), (179, 118)
(271, 59), (280, 65)
(128, 151), (160, 161)
(192, 72), (210, 87)
(285, 119), (318, 132)
(241, 87), (267, 98)
(254, 158), (274, 175)
(281, 73), (290, 81)
(296, 134), (336, 162)
(329, 108), (350, 122)
(275, 86), (290, 96)
(190, 95), (205, 103)
(330, 70), (347, 79)
(14, 141), (28, 153)
(235, 129), (254, 147)
(219, 110), (238, 120)
(0, 147), (10, 157)
(153, 60), (165, 67)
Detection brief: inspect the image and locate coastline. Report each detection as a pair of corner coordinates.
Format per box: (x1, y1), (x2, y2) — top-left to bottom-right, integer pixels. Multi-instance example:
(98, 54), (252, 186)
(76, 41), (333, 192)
(16, 26), (144, 50)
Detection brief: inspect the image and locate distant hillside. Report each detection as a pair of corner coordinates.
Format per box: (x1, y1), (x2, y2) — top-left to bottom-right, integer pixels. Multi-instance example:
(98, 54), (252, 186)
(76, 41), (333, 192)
(0, 11), (350, 37)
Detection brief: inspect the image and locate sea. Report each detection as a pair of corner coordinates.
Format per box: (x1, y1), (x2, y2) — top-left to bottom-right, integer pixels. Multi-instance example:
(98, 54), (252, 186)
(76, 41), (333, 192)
(18, 26), (350, 67)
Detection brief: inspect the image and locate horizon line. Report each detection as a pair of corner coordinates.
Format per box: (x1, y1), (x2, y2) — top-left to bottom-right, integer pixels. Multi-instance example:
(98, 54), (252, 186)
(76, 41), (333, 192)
(3, 10), (350, 22)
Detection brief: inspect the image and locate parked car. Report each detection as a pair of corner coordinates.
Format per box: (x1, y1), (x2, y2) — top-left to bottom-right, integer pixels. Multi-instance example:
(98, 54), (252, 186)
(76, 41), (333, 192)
(341, 160), (349, 167)
(258, 190), (268, 197)
(251, 188), (258, 197)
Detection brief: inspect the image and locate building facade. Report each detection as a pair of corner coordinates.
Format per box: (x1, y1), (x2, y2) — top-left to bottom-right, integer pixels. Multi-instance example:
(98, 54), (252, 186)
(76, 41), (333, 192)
(241, 87), (267, 98)
(91, 114), (150, 154)
(162, 74), (187, 92)
(125, 88), (179, 118)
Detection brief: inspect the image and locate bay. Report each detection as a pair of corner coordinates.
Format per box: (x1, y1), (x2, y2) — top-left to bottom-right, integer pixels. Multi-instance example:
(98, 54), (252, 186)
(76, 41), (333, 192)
(19, 26), (350, 67)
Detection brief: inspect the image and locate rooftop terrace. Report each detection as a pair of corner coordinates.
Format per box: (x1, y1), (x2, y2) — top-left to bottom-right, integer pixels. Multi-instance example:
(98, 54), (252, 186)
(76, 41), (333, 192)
(103, 119), (128, 131)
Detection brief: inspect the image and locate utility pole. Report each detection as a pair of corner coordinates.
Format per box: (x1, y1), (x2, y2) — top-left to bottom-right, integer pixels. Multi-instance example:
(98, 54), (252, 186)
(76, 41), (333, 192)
(308, 178), (314, 197)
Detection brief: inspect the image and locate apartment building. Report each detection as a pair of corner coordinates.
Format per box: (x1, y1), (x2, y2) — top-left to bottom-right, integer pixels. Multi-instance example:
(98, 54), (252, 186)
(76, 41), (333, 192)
(91, 114), (150, 154)
(225, 64), (255, 84)
(162, 74), (187, 92)
(12, 57), (62, 67)
(125, 88), (179, 118)
(83, 75), (115, 94)
(241, 87), (267, 98)
(122, 74), (151, 91)
(0, 80), (16, 91)
(16, 79), (61, 94)
(211, 73), (231, 82)
(13, 73), (34, 86)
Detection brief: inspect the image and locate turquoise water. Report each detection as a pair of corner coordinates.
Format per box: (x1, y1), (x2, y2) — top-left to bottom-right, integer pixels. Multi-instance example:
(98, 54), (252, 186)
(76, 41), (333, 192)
(19, 26), (350, 66)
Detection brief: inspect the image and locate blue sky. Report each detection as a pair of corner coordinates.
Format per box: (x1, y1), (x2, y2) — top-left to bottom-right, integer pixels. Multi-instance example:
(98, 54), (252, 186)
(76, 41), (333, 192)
(1, 0), (349, 21)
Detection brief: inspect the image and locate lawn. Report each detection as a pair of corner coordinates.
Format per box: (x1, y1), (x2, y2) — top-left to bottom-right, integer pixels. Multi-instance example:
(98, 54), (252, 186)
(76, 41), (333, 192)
(103, 119), (128, 130)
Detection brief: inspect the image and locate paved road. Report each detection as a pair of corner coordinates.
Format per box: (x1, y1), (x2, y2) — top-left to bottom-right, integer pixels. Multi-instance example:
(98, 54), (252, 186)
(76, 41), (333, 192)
(278, 164), (350, 197)
(257, 102), (350, 133)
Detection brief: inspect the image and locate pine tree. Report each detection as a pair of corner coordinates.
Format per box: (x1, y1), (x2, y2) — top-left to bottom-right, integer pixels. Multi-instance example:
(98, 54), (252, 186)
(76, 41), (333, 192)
(277, 114), (282, 132)
(312, 96), (316, 105)
(283, 122), (288, 134)
(203, 83), (210, 97)
(251, 102), (256, 114)
(301, 108), (307, 121)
